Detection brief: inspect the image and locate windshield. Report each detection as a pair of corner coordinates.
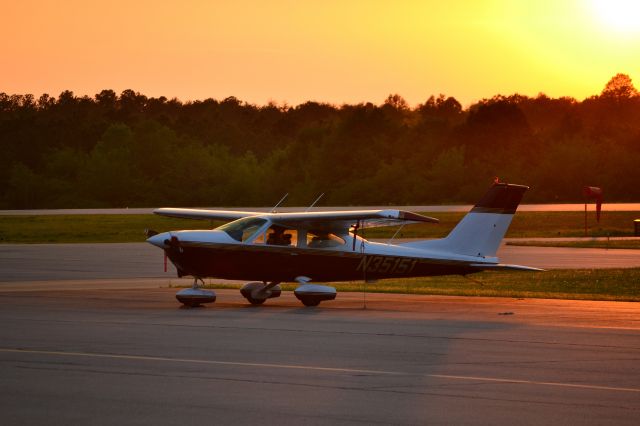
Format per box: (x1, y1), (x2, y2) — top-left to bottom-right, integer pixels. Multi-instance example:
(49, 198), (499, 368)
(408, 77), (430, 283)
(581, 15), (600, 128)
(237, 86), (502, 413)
(217, 217), (267, 242)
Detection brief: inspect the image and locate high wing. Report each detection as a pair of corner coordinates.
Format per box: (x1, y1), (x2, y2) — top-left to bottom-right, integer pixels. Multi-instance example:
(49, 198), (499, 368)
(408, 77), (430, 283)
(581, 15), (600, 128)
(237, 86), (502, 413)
(267, 210), (438, 233)
(153, 208), (261, 221)
(154, 207), (439, 233)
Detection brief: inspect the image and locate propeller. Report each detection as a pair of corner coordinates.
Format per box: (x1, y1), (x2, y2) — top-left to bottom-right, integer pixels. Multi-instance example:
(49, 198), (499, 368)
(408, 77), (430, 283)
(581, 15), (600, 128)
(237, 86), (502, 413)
(163, 233), (183, 272)
(144, 228), (158, 237)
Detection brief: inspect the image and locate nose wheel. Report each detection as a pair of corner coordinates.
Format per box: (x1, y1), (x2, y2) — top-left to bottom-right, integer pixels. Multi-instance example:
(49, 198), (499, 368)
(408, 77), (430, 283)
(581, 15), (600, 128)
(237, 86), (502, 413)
(175, 278), (217, 307)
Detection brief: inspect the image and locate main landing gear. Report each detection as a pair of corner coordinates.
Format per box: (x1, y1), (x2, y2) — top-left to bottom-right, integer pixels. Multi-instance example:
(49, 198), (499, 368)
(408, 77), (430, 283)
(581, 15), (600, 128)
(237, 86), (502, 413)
(293, 285), (337, 306)
(292, 276), (337, 307)
(240, 278), (337, 307)
(175, 278), (217, 307)
(174, 277), (337, 308)
(240, 281), (282, 305)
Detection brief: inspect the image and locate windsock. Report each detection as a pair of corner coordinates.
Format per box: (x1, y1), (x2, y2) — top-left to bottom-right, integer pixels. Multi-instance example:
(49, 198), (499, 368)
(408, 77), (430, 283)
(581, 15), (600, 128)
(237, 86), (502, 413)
(583, 186), (603, 222)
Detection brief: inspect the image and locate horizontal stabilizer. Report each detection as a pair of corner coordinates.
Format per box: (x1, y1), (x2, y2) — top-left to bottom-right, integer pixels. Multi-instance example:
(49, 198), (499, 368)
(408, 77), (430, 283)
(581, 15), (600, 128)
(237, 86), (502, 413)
(469, 263), (544, 272)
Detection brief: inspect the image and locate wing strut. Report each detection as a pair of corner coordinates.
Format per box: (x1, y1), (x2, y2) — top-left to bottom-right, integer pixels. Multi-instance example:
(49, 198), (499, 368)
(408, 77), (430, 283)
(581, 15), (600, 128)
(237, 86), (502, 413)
(352, 220), (360, 251)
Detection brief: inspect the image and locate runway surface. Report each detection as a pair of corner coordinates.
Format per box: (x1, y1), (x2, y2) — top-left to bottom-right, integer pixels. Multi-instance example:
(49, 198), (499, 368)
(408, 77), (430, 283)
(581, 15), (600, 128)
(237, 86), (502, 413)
(1, 283), (639, 425)
(1, 242), (639, 282)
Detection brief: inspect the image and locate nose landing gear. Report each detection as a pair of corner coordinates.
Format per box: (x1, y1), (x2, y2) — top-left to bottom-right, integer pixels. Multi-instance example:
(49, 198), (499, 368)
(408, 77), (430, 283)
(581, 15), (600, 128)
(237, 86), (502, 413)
(175, 278), (217, 307)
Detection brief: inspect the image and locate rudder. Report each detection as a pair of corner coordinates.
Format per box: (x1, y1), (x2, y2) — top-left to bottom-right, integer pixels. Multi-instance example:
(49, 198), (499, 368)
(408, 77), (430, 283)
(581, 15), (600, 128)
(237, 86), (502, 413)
(403, 183), (528, 258)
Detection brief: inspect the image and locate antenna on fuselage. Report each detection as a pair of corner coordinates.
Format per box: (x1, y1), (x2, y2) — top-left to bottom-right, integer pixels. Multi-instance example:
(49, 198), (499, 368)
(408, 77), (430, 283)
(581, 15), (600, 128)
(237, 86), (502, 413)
(271, 193), (288, 213)
(305, 193), (324, 212)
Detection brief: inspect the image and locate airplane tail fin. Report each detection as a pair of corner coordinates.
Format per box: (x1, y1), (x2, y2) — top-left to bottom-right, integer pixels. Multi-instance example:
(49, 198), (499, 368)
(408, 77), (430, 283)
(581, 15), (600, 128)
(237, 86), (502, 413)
(403, 183), (529, 259)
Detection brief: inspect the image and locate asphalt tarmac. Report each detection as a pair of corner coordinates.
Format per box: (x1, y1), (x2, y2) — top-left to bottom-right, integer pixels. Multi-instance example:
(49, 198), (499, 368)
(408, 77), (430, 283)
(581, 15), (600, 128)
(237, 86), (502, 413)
(1, 284), (639, 425)
(1, 242), (638, 424)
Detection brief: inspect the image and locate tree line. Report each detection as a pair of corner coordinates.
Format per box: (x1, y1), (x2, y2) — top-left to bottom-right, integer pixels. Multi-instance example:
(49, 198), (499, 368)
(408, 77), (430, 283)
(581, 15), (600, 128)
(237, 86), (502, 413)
(1, 74), (639, 208)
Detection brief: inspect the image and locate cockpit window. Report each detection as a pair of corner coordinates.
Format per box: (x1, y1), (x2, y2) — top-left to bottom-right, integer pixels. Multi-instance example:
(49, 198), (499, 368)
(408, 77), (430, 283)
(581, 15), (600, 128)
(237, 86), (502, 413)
(217, 217), (267, 242)
(306, 232), (345, 248)
(266, 226), (297, 246)
(252, 225), (298, 246)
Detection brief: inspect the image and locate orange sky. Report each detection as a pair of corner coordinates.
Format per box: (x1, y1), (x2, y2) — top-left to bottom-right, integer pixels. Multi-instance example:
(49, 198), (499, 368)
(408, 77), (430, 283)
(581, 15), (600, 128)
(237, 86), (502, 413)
(2, 0), (639, 106)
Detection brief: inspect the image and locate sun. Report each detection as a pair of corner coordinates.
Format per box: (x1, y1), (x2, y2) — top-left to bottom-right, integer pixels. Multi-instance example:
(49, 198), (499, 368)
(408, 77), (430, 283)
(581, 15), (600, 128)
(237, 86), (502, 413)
(591, 0), (640, 34)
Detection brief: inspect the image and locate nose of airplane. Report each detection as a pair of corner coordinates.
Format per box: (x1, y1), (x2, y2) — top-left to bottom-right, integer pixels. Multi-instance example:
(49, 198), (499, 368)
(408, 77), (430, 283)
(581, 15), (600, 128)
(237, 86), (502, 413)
(147, 232), (170, 248)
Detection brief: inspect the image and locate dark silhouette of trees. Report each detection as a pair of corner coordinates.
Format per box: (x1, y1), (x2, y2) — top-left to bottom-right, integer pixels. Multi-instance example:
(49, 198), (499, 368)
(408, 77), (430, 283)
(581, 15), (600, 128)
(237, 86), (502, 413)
(1, 73), (639, 208)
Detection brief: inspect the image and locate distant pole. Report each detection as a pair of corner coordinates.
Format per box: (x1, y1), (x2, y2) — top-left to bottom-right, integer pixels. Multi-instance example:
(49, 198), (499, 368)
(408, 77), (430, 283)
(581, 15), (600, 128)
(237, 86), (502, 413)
(584, 202), (587, 237)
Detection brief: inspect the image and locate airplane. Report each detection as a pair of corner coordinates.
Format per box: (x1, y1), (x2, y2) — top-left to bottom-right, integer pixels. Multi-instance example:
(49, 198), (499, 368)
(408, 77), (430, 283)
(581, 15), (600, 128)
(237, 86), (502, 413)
(146, 182), (541, 307)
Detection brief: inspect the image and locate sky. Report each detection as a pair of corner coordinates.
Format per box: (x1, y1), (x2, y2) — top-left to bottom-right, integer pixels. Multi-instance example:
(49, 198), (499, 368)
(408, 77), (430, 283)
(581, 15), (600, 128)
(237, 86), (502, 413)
(2, 0), (640, 107)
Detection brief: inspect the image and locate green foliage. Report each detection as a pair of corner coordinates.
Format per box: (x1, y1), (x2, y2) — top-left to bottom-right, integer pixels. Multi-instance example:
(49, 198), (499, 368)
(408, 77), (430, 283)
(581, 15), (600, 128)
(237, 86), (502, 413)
(1, 75), (639, 208)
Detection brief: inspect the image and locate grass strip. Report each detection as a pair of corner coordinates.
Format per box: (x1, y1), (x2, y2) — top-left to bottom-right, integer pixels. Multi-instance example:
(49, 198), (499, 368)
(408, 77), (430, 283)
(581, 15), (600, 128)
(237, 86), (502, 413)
(1, 211), (639, 243)
(507, 240), (640, 250)
(199, 268), (640, 302)
(0, 215), (220, 243)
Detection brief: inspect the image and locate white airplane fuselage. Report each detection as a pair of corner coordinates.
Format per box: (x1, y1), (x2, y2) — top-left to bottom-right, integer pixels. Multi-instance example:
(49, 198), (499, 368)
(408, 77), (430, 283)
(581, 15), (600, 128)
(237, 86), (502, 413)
(147, 183), (539, 306)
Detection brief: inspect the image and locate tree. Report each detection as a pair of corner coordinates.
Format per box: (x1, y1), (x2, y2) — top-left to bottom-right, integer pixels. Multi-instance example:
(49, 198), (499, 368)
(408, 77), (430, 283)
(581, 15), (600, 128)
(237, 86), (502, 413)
(601, 73), (639, 98)
(81, 124), (137, 206)
(4, 163), (49, 208)
(95, 89), (117, 107)
(2, 83), (640, 207)
(383, 94), (409, 111)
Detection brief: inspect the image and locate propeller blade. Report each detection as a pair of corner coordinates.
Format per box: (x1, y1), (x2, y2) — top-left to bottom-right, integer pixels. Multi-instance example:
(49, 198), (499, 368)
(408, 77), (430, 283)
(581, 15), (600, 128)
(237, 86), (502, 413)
(145, 228), (158, 237)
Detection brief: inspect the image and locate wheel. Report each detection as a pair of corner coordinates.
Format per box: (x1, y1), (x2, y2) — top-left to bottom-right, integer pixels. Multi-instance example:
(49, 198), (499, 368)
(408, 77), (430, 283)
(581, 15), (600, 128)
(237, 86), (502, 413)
(300, 297), (321, 307)
(247, 297), (266, 305)
(176, 288), (216, 307)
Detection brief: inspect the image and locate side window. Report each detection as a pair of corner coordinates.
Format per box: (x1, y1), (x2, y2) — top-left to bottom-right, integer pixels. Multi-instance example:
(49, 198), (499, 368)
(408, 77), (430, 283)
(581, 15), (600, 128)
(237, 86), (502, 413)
(253, 232), (265, 245)
(306, 232), (345, 248)
(256, 225), (298, 246)
(267, 227), (297, 246)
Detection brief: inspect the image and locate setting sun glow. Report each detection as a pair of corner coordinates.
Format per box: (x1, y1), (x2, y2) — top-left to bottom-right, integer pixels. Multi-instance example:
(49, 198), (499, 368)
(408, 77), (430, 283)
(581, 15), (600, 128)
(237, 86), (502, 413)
(1, 1), (639, 106)
(591, 0), (640, 34)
